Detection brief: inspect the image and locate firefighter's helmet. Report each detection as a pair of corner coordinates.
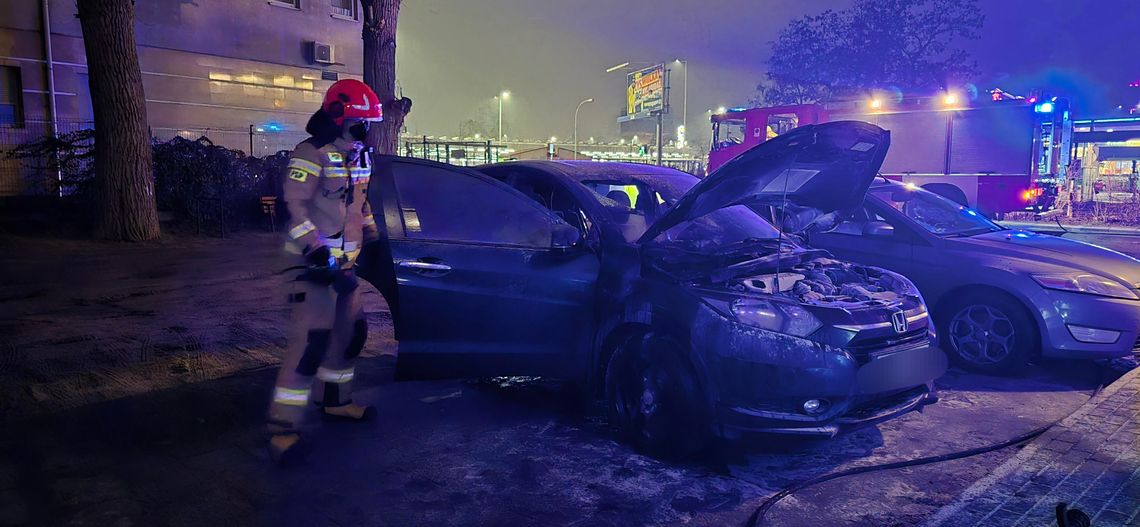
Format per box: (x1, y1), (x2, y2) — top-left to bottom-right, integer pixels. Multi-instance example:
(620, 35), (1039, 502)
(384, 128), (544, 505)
(322, 79), (383, 125)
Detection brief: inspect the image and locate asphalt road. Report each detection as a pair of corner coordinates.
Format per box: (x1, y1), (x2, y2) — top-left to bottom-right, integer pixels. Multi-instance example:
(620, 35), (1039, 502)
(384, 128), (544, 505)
(1, 230), (1138, 526)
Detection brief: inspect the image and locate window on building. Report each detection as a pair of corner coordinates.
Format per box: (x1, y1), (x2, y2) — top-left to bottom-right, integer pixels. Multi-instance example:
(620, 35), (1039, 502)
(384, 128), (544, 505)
(268, 0), (301, 9)
(330, 0), (357, 19)
(0, 66), (23, 127)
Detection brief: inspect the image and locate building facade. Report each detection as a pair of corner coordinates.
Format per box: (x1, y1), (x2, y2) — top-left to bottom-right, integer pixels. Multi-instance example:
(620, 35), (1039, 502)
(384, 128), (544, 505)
(0, 0), (366, 195)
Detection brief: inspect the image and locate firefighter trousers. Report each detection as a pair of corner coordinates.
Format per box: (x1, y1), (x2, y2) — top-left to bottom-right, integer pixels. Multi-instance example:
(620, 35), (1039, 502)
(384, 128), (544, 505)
(268, 269), (367, 434)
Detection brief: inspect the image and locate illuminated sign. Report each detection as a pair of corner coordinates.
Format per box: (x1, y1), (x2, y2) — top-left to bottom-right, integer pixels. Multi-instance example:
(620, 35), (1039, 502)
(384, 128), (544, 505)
(624, 64), (666, 120)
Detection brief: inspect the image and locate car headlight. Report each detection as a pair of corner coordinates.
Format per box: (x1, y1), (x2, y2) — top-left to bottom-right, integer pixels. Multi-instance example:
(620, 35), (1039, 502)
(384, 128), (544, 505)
(1031, 273), (1139, 300)
(730, 299), (823, 337)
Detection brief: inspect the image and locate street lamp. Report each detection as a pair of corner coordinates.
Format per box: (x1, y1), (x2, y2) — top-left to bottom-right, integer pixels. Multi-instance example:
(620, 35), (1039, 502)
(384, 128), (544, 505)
(674, 59), (688, 143)
(496, 91), (510, 141)
(573, 97), (594, 160)
(605, 61), (631, 73)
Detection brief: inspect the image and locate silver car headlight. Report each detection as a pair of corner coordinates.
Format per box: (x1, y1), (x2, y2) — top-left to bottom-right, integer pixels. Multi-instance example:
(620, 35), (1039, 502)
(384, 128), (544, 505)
(730, 299), (822, 337)
(1031, 273), (1139, 300)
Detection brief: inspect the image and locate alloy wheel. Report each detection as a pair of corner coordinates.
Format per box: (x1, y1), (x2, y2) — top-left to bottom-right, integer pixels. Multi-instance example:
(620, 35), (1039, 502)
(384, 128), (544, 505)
(948, 304), (1016, 365)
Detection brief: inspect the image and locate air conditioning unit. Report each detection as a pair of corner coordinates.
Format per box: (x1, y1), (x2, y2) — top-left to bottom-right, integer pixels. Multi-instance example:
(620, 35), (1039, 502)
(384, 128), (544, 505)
(311, 41), (335, 65)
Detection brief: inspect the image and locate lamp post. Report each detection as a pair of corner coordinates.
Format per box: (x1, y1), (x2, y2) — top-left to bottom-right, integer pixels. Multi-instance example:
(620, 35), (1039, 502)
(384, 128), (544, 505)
(674, 59), (688, 146)
(496, 91), (510, 141)
(573, 97), (594, 160)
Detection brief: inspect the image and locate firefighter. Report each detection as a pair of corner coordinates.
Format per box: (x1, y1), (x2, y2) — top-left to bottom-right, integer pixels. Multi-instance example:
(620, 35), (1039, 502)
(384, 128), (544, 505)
(267, 79), (385, 464)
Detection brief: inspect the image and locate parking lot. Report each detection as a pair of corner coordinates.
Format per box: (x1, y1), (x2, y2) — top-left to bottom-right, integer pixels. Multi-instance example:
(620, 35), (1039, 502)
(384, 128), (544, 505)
(0, 231), (1136, 526)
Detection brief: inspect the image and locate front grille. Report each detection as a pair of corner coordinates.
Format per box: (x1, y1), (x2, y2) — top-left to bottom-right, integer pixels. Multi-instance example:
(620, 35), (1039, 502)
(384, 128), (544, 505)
(846, 328), (927, 363)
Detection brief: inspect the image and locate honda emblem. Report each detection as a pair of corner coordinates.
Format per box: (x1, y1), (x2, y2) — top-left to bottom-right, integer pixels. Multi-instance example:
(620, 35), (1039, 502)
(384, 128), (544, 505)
(891, 311), (908, 334)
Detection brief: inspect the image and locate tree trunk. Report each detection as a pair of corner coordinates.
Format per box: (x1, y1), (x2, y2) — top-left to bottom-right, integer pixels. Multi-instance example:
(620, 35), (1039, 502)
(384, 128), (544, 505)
(77, 0), (159, 241)
(360, 0), (405, 155)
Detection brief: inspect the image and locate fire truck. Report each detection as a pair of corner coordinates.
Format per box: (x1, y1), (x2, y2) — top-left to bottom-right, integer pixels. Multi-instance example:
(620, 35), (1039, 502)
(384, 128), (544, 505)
(709, 95), (1071, 215)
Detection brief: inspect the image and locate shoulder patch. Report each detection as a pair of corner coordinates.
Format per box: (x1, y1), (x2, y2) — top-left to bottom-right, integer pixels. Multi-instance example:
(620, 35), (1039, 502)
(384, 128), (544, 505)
(327, 152), (344, 164)
(288, 169), (309, 182)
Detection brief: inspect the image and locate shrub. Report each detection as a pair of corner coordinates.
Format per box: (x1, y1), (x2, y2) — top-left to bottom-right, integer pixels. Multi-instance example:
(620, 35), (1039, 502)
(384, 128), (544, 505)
(5, 132), (289, 235)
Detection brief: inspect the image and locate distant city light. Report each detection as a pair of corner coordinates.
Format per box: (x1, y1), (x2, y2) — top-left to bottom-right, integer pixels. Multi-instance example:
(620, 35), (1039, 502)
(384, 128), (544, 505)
(1035, 101), (1055, 113)
(942, 93), (959, 106)
(632, 135), (639, 143)
(869, 98), (883, 110)
(716, 106), (726, 114)
(474, 133), (481, 139)
(550, 136), (557, 143)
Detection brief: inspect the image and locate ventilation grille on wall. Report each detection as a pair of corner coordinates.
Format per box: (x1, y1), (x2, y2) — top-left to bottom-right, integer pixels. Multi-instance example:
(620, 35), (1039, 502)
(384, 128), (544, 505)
(321, 71), (339, 82)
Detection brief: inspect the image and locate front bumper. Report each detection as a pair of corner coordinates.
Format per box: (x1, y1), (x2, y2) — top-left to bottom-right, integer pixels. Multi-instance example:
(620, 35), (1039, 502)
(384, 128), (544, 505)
(714, 345), (948, 436)
(1034, 289), (1140, 359)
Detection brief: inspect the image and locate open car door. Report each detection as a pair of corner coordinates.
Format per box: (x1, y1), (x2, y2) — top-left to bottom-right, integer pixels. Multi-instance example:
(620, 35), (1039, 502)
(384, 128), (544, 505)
(363, 157), (599, 380)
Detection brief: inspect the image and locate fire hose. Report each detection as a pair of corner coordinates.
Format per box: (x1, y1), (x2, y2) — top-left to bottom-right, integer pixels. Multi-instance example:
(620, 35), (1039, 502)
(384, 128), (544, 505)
(744, 382), (1106, 527)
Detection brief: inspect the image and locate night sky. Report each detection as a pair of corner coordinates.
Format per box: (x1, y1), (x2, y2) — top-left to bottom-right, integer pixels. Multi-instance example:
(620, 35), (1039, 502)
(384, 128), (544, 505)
(395, 0), (1140, 142)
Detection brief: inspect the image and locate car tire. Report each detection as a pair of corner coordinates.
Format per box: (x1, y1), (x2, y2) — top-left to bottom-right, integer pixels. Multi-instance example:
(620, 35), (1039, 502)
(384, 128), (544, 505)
(605, 332), (710, 459)
(938, 293), (1037, 375)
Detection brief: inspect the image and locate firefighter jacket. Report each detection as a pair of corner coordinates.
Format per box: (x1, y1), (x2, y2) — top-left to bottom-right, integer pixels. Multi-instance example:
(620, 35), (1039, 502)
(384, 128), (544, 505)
(283, 137), (379, 268)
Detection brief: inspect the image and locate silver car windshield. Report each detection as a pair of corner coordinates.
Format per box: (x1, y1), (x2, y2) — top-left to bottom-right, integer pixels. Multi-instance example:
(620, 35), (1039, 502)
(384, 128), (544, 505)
(870, 184), (1003, 237)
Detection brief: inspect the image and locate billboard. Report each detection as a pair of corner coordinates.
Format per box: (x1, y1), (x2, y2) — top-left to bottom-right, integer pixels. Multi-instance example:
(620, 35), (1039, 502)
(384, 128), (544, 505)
(623, 64), (666, 121)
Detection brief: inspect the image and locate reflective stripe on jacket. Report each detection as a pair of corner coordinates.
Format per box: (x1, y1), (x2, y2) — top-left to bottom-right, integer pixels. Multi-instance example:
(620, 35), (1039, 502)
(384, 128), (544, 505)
(283, 137), (380, 267)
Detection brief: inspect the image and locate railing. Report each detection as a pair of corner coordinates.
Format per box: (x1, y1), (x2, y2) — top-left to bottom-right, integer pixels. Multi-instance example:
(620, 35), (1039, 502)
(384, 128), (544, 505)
(0, 119), (94, 196)
(404, 138), (497, 167)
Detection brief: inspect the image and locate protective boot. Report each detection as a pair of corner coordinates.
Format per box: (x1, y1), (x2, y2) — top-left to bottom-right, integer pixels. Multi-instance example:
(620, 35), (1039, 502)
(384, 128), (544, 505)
(268, 433), (305, 466)
(322, 401), (376, 421)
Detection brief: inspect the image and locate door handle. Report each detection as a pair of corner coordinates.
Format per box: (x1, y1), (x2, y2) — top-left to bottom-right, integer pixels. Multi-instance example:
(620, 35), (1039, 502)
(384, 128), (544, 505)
(397, 260), (451, 272)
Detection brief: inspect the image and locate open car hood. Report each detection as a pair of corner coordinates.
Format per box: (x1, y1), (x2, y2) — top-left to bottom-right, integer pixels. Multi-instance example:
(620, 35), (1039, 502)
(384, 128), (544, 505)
(639, 121), (890, 243)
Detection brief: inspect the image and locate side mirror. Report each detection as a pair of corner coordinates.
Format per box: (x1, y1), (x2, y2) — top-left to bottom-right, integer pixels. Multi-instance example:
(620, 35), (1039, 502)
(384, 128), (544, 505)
(863, 221), (895, 238)
(551, 223), (582, 252)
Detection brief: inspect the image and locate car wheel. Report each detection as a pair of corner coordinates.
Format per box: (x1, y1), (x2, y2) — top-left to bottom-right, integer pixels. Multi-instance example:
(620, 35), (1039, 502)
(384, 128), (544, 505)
(605, 332), (709, 458)
(939, 294), (1036, 375)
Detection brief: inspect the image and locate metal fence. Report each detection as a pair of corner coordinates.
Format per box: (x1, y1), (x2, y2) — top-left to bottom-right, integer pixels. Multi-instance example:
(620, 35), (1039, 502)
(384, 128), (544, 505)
(0, 119), (95, 196)
(3, 122), (707, 196)
(404, 138), (497, 167)
(151, 126), (308, 158)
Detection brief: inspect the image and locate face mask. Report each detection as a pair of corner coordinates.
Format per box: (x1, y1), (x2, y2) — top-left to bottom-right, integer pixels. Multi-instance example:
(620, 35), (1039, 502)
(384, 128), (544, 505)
(346, 120), (370, 142)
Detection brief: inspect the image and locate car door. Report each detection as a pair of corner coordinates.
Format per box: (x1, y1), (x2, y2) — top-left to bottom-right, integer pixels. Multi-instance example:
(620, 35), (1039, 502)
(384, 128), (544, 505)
(369, 158), (599, 380)
(806, 199), (917, 273)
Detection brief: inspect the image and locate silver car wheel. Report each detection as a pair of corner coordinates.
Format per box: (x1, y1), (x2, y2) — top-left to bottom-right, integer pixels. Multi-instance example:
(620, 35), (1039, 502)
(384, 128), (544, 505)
(949, 304), (1016, 365)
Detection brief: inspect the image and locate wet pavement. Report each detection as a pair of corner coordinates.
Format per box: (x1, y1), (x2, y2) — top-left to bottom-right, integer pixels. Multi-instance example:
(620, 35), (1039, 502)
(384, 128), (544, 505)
(1, 351), (1132, 526)
(0, 231), (1137, 526)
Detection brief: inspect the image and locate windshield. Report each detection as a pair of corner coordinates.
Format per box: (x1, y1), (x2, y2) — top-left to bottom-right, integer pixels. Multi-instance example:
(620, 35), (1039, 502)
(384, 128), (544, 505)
(656, 205), (783, 250)
(580, 176), (784, 248)
(870, 184), (1003, 237)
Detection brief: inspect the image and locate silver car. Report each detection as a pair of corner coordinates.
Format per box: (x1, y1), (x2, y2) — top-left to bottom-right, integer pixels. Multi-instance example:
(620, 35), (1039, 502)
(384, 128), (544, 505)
(788, 178), (1140, 374)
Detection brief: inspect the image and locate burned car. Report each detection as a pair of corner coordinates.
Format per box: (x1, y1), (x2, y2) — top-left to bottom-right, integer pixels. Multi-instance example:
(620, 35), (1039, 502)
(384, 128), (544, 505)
(360, 121), (946, 455)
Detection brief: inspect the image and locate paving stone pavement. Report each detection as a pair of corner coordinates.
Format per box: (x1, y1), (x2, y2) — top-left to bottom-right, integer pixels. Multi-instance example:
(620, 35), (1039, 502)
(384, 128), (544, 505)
(922, 366), (1140, 527)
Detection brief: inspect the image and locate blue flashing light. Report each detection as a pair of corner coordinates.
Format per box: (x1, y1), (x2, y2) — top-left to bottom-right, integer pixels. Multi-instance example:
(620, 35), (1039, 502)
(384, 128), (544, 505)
(1014, 232), (1030, 239)
(964, 208), (979, 217)
(1034, 101), (1055, 113)
(263, 122), (284, 132)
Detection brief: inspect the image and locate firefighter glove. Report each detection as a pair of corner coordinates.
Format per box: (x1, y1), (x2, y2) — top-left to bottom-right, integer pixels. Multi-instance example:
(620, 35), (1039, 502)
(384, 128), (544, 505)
(306, 245), (336, 269)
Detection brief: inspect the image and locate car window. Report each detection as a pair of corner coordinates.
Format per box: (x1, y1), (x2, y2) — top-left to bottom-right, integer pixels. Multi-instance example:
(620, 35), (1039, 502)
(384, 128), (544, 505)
(869, 184), (1002, 237)
(392, 163), (560, 247)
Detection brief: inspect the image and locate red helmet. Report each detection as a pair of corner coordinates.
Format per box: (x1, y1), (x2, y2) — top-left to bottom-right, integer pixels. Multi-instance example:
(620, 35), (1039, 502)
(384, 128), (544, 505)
(322, 79), (382, 125)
